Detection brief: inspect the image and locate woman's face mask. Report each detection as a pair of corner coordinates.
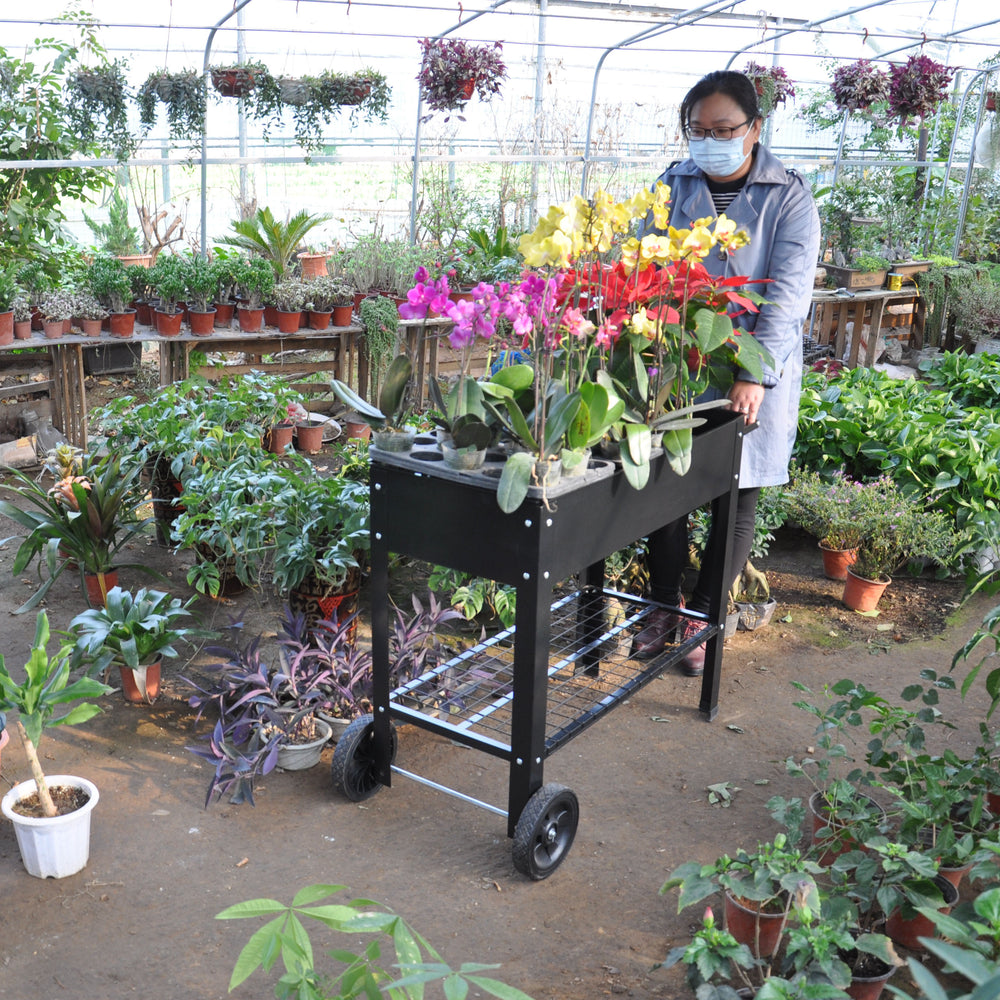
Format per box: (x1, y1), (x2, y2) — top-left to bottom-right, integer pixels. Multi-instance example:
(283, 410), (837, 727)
(687, 135), (751, 178)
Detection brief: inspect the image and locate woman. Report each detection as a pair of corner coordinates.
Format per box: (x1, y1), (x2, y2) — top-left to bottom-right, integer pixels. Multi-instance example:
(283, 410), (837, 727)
(631, 69), (820, 674)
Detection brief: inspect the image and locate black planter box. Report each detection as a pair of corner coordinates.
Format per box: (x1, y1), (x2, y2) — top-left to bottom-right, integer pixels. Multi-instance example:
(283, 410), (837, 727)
(82, 341), (142, 375)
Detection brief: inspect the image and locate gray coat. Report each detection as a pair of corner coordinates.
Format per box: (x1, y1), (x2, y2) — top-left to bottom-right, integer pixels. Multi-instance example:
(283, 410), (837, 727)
(648, 145), (821, 488)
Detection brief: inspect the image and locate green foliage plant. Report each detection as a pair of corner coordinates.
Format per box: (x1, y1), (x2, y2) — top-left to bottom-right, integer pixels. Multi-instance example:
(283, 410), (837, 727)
(66, 59), (135, 161)
(0, 262), (18, 313)
(150, 254), (188, 314)
(358, 295), (402, 390)
(89, 255), (133, 313)
(333, 353), (412, 431)
(185, 255), (219, 313)
(0, 611), (111, 817)
(218, 207), (332, 281)
(233, 256), (276, 310)
(137, 69), (207, 148)
(83, 188), (142, 256)
(217, 883), (535, 999)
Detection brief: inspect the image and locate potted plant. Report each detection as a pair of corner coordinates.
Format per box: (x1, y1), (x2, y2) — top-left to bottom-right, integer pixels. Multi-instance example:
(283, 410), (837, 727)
(72, 291), (108, 337)
(89, 255), (135, 337)
(67, 586), (199, 704)
(302, 275), (350, 329)
(830, 59), (891, 113)
(66, 59), (136, 161)
(149, 253), (187, 336)
(40, 289), (73, 339)
(137, 69), (207, 147)
(0, 611), (111, 878)
(416, 37), (507, 120)
(217, 207), (332, 282)
(743, 60), (796, 116)
(232, 256), (276, 332)
(210, 249), (241, 327)
(333, 353), (415, 452)
(82, 188), (145, 260)
(0, 451), (154, 612)
(12, 291), (32, 340)
(427, 373), (494, 469)
(183, 254), (218, 335)
(269, 279), (308, 333)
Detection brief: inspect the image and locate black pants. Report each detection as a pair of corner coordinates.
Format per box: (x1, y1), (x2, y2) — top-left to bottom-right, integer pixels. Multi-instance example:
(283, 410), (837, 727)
(645, 487), (761, 615)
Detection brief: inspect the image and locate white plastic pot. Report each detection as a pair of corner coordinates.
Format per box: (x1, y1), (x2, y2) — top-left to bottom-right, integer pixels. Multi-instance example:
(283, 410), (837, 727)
(1, 775), (99, 878)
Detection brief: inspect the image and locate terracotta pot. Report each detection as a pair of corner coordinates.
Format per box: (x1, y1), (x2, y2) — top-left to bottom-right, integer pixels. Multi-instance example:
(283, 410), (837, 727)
(843, 570), (891, 612)
(213, 301), (235, 327)
(119, 660), (161, 704)
(288, 571), (361, 645)
(188, 308), (216, 336)
(14, 319), (32, 340)
(133, 300), (153, 326)
(298, 252), (329, 278)
(212, 67), (257, 98)
(885, 875), (959, 950)
(458, 76), (476, 101)
(116, 253), (152, 268)
(43, 318), (64, 340)
(0, 309), (13, 345)
(820, 542), (858, 581)
(309, 310), (332, 331)
(295, 419), (326, 454)
(264, 422), (294, 454)
(155, 308), (183, 337)
(80, 318), (103, 337)
(332, 304), (353, 327)
(846, 957), (896, 1000)
(343, 416), (371, 442)
(84, 569), (119, 607)
(108, 310), (136, 338)
(809, 790), (886, 865)
(63, 317), (72, 335)
(237, 307), (264, 333)
(0, 727), (9, 769)
(276, 309), (301, 333)
(263, 305), (279, 328)
(723, 891), (787, 958)
(937, 861), (973, 889)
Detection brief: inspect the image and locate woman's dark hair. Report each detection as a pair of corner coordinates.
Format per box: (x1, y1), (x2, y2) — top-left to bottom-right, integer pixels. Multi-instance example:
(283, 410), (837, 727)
(679, 70), (761, 130)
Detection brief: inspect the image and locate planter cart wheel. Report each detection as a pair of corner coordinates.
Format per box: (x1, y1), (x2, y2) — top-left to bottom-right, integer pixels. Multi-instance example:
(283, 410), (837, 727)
(512, 783), (579, 880)
(331, 713), (397, 802)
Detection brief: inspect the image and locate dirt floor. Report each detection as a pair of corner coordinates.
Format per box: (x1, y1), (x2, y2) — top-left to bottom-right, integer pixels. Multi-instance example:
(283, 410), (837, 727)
(0, 372), (994, 1000)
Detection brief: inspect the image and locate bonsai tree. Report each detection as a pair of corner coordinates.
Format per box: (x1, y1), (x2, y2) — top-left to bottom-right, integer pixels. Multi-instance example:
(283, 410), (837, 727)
(150, 254), (188, 314)
(232, 256), (276, 311)
(65, 59), (136, 161)
(185, 255), (218, 314)
(83, 188), (142, 256)
(218, 207), (332, 281)
(0, 611), (111, 818)
(89, 255), (133, 314)
(417, 37), (507, 120)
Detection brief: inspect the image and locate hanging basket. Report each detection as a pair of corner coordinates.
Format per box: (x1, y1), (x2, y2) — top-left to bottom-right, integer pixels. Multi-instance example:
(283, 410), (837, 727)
(277, 76), (310, 106)
(212, 67), (258, 98)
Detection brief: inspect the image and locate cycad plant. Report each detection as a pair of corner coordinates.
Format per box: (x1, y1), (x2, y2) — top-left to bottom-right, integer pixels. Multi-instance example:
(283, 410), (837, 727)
(217, 207), (331, 281)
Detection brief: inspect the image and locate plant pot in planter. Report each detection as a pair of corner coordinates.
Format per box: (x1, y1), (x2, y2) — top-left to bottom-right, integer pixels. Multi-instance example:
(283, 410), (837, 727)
(42, 319), (64, 340)
(237, 306), (264, 333)
(276, 309), (301, 333)
(845, 953), (896, 1000)
(80, 318), (103, 338)
(0, 310), (13, 345)
(211, 67), (258, 98)
(309, 309), (332, 331)
(1, 775), (100, 878)
(820, 542), (858, 581)
(275, 717), (332, 771)
(298, 252), (329, 278)
(117, 253), (153, 269)
(118, 661), (161, 704)
(108, 309), (136, 338)
(84, 569), (119, 607)
(214, 301), (235, 327)
(371, 428), (416, 453)
(133, 300), (153, 326)
(14, 319), (32, 340)
(155, 308), (183, 337)
(288, 569), (361, 646)
(295, 419), (326, 455)
(342, 414), (371, 441)
(332, 304), (353, 327)
(843, 570), (891, 613)
(264, 422), (295, 454)
(188, 308), (216, 336)
(441, 441), (487, 470)
(808, 789), (886, 864)
(736, 598), (777, 631)
(723, 891), (787, 958)
(263, 305), (279, 328)
(885, 874), (958, 950)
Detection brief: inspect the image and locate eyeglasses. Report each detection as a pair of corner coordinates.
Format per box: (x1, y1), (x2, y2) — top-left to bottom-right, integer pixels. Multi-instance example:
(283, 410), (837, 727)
(683, 119), (753, 141)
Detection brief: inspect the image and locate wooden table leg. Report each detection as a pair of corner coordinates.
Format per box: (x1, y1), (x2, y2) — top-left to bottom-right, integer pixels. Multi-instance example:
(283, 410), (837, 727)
(49, 344), (88, 449)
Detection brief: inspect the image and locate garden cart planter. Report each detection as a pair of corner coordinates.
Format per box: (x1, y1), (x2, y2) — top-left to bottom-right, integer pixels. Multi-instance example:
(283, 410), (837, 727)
(332, 411), (746, 879)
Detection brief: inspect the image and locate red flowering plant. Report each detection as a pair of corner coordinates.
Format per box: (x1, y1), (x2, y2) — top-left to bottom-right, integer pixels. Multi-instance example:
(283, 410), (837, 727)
(400, 183), (772, 512)
(888, 53), (953, 126)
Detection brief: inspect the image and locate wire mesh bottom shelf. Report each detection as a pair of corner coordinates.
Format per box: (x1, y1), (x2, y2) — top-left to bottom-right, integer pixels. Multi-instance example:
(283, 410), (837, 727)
(390, 588), (714, 756)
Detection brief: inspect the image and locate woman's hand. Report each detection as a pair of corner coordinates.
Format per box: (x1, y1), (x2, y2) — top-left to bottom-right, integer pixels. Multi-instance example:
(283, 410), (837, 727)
(728, 381), (765, 425)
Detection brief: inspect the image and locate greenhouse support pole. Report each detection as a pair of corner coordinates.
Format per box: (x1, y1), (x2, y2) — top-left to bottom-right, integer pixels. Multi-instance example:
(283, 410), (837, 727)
(200, 0), (256, 259)
(529, 0), (548, 223)
(237, 4), (249, 214)
(409, 0), (515, 244)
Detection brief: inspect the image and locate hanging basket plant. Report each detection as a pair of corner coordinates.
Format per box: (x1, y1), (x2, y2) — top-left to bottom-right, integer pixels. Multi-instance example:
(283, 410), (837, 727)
(888, 53), (954, 125)
(282, 69), (391, 152)
(137, 69), (207, 146)
(830, 58), (891, 112)
(210, 61), (283, 140)
(211, 64), (264, 99)
(66, 59), (136, 162)
(743, 61), (795, 116)
(417, 38), (507, 121)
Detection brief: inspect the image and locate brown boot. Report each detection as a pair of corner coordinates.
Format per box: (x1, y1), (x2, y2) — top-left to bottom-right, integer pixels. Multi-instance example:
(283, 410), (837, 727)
(676, 618), (706, 676)
(630, 608), (676, 660)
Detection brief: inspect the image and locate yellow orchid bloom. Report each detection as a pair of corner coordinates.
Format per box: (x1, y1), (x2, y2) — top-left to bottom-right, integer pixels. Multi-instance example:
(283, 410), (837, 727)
(627, 306), (659, 338)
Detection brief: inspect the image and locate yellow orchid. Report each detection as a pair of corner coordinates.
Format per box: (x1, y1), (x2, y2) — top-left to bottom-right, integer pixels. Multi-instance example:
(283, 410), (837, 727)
(627, 306), (659, 338)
